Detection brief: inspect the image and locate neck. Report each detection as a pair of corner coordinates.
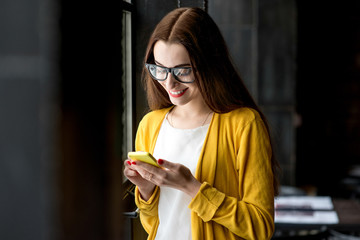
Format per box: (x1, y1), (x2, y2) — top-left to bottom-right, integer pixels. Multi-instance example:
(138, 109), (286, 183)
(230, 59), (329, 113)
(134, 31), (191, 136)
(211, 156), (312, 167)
(172, 100), (211, 118)
(169, 102), (213, 129)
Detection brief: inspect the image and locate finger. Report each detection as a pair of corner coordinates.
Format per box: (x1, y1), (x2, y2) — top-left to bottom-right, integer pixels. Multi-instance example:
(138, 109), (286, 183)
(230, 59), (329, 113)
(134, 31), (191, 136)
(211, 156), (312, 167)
(135, 167), (157, 183)
(157, 158), (177, 170)
(145, 172), (154, 182)
(124, 160), (138, 173)
(132, 160), (161, 173)
(124, 168), (139, 178)
(124, 160), (132, 167)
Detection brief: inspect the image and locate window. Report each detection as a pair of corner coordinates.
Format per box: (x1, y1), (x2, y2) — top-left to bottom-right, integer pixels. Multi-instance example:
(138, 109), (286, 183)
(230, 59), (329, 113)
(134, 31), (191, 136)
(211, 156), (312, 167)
(122, 7), (133, 164)
(121, 2), (137, 240)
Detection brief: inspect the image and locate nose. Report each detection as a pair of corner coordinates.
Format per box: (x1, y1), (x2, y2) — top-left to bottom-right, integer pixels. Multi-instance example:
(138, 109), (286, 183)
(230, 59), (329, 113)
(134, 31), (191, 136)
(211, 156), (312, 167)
(164, 71), (178, 89)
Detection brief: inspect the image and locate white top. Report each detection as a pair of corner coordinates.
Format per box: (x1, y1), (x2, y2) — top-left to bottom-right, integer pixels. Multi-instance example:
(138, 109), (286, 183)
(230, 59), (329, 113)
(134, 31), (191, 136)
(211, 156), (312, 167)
(153, 117), (209, 240)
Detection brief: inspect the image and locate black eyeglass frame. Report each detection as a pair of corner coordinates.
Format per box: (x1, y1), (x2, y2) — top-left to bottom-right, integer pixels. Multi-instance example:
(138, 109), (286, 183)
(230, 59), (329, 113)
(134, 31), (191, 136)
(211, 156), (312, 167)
(145, 63), (195, 83)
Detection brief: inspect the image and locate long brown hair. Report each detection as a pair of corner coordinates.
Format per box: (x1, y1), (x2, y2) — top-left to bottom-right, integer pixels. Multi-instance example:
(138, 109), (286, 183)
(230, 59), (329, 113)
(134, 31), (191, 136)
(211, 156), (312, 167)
(142, 7), (280, 195)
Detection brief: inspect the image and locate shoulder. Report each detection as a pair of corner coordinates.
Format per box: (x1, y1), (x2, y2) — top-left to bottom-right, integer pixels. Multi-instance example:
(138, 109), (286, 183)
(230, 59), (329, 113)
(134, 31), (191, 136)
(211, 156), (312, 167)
(214, 108), (270, 145)
(218, 107), (262, 124)
(214, 107), (267, 136)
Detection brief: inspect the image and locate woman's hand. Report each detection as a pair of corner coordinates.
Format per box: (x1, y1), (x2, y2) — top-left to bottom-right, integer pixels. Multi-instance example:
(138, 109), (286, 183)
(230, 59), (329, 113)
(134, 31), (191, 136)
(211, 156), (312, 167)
(123, 159), (156, 201)
(129, 158), (201, 198)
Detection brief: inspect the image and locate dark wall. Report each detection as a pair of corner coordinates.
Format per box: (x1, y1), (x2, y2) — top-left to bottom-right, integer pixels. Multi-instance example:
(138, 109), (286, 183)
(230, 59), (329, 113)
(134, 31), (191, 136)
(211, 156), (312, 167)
(0, 0), (126, 239)
(209, 0), (297, 185)
(296, 1), (360, 196)
(258, 0), (297, 186)
(0, 0), (58, 239)
(59, 1), (125, 239)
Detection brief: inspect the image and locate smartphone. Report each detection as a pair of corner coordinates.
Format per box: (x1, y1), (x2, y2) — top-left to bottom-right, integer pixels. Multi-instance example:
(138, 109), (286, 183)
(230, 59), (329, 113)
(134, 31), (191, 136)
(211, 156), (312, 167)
(128, 151), (160, 168)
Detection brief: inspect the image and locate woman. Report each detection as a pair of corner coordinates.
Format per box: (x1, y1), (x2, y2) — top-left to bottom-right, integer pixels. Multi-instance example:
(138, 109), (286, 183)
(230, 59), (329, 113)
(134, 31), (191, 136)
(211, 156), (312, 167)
(124, 7), (279, 240)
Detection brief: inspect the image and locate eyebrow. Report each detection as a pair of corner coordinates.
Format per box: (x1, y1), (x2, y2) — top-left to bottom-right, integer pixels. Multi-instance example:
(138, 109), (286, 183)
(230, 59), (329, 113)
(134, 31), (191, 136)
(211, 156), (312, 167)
(154, 60), (191, 68)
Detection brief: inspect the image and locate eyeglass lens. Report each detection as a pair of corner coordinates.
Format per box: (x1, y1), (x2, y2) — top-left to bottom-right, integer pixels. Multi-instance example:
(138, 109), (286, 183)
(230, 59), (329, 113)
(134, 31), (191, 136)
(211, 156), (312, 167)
(146, 64), (194, 83)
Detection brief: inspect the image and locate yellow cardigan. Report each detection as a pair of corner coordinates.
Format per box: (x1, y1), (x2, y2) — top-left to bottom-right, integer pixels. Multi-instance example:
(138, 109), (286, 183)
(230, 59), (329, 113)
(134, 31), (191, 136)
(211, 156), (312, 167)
(134, 107), (274, 240)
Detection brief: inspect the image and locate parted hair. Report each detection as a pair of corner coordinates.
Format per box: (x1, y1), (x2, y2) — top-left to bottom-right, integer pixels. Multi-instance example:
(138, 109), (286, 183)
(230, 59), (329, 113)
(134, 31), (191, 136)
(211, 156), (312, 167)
(142, 7), (280, 195)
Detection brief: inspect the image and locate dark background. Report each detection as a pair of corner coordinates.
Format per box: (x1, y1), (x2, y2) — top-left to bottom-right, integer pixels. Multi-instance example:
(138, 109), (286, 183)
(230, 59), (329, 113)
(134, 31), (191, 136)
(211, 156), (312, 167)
(296, 1), (360, 196)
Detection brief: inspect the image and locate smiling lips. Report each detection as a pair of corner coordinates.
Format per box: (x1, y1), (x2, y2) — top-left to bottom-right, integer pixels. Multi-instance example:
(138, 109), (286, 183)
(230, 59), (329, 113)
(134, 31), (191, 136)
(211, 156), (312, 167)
(169, 88), (188, 98)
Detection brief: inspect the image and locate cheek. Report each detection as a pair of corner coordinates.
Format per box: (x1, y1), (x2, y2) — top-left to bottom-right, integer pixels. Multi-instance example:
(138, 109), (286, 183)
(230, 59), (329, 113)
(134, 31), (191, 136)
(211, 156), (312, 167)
(159, 82), (167, 90)
(189, 85), (200, 94)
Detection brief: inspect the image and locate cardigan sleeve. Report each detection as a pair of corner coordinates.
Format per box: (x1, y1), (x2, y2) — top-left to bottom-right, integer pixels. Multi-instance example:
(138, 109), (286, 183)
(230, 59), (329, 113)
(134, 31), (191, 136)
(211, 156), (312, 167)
(189, 118), (275, 240)
(135, 186), (160, 234)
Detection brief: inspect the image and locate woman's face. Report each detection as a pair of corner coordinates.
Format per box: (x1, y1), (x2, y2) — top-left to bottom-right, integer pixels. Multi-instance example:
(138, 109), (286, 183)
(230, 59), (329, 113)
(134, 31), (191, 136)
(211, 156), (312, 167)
(153, 40), (203, 107)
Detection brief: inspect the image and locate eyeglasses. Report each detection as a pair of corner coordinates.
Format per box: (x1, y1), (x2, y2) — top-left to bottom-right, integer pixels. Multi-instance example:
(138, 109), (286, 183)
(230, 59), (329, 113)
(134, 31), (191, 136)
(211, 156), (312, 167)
(145, 63), (195, 83)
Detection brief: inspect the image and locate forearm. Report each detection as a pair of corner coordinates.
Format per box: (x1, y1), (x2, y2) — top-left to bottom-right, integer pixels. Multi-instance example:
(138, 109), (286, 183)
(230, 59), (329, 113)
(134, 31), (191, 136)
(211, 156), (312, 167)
(189, 182), (274, 240)
(213, 195), (274, 239)
(135, 186), (160, 234)
(180, 176), (202, 198)
(135, 186), (160, 216)
(138, 184), (156, 201)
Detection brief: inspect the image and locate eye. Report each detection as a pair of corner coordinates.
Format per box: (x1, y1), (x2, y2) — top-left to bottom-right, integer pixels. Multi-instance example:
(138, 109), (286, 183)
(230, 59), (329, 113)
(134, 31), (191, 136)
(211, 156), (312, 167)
(175, 68), (191, 76)
(157, 68), (167, 74)
(149, 65), (156, 72)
